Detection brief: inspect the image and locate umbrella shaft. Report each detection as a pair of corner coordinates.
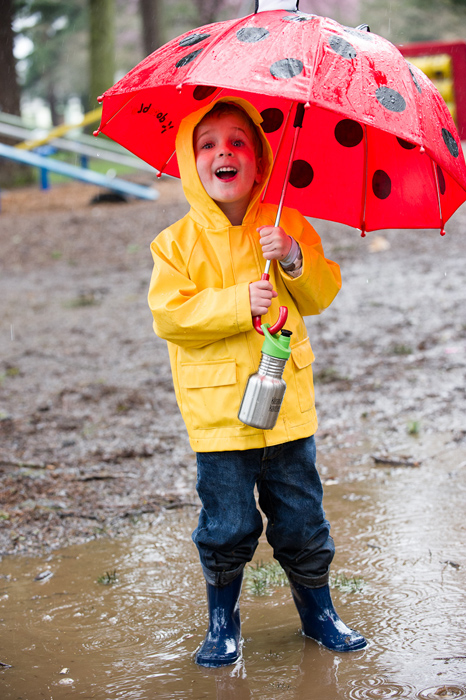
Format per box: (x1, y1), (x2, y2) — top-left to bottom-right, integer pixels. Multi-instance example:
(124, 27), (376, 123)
(264, 102), (304, 279)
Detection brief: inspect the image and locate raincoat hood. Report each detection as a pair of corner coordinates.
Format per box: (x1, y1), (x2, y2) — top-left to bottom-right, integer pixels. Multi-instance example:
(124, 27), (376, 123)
(175, 97), (274, 229)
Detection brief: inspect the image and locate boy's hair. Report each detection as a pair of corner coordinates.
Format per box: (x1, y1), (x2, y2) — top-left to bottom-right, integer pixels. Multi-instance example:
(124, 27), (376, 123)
(196, 102), (263, 159)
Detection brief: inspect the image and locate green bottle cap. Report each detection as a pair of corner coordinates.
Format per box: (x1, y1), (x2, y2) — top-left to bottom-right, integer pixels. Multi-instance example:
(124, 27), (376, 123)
(261, 324), (292, 359)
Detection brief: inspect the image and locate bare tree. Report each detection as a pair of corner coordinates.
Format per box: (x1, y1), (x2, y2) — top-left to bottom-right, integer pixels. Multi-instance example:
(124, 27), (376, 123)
(140, 0), (163, 55)
(0, 0), (21, 115)
(193, 0), (229, 25)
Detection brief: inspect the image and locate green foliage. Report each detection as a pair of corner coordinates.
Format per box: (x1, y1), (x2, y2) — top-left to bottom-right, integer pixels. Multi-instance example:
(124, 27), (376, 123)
(14, 0), (88, 121)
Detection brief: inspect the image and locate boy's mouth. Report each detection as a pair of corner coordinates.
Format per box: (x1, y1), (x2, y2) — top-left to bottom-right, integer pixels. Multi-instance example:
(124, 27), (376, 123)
(215, 167), (238, 181)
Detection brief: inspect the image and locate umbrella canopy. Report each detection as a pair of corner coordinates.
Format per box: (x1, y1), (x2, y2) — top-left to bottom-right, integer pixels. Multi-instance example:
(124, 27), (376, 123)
(96, 3), (466, 234)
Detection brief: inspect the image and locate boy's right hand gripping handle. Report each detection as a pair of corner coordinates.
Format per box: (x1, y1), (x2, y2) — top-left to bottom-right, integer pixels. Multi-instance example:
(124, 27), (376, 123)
(253, 273), (288, 336)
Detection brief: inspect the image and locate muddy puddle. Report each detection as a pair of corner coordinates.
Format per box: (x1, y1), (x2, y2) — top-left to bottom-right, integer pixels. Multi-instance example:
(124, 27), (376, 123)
(1, 441), (466, 700)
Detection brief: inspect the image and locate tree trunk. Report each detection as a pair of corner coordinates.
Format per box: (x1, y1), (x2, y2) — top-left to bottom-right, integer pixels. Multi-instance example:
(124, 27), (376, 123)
(0, 0), (34, 186)
(0, 0), (21, 115)
(88, 0), (115, 109)
(140, 0), (163, 56)
(193, 0), (226, 25)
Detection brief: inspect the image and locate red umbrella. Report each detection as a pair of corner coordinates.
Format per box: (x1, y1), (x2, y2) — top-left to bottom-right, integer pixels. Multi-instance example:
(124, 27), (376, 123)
(96, 2), (466, 238)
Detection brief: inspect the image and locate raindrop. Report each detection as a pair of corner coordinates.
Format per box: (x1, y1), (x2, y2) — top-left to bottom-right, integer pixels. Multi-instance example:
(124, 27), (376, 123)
(376, 86), (406, 113)
(329, 35), (357, 59)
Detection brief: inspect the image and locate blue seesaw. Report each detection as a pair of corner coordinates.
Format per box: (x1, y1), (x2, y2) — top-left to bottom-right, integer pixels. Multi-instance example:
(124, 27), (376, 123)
(0, 142), (158, 202)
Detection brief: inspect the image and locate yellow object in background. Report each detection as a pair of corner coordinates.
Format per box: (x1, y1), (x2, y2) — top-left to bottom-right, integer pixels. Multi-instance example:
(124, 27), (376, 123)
(408, 54), (456, 122)
(15, 108), (103, 151)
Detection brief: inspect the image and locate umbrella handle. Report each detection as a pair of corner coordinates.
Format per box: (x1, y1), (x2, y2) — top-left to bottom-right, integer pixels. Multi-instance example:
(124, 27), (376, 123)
(253, 273), (288, 335)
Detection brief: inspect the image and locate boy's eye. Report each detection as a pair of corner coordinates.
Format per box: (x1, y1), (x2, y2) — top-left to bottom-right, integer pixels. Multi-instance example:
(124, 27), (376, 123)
(201, 142), (214, 149)
(232, 140), (244, 147)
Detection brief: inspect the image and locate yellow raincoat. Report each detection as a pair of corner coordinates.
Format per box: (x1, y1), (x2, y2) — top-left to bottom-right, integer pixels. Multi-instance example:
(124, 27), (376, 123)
(148, 98), (341, 452)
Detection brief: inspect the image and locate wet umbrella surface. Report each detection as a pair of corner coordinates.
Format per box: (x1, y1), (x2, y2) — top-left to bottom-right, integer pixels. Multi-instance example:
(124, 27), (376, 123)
(97, 4), (466, 234)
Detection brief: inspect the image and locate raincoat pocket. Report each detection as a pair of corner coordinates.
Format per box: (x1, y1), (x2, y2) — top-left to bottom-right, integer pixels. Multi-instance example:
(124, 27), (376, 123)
(290, 338), (315, 413)
(180, 359), (241, 430)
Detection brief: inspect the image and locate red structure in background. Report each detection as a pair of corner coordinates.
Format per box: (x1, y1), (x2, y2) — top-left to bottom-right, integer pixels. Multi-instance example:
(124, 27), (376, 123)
(398, 40), (466, 140)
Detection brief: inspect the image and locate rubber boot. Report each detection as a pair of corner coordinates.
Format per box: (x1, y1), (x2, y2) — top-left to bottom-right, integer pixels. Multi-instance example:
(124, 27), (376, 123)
(194, 574), (243, 667)
(289, 580), (367, 652)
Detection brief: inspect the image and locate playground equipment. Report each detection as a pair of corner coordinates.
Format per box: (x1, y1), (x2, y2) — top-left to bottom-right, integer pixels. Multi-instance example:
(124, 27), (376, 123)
(0, 108), (158, 201)
(399, 40), (466, 139)
(0, 142), (158, 201)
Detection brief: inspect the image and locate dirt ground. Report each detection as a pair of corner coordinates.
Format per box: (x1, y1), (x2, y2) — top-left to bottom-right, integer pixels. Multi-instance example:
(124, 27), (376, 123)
(1, 175), (465, 558)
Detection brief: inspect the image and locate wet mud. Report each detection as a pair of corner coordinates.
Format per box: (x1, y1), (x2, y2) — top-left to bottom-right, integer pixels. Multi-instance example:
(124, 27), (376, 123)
(1, 178), (466, 697)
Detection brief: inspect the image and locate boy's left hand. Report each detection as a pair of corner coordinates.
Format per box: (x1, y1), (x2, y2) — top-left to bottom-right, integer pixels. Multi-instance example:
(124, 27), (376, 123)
(257, 226), (292, 261)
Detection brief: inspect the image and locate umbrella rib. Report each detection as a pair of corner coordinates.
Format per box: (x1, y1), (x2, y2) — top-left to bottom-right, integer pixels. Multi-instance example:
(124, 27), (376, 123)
(261, 102), (294, 203)
(97, 92), (140, 132)
(360, 123), (368, 236)
(431, 157), (445, 235)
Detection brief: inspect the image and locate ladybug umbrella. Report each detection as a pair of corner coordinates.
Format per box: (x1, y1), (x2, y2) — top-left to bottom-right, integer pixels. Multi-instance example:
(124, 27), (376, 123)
(96, 0), (466, 334)
(96, 0), (466, 238)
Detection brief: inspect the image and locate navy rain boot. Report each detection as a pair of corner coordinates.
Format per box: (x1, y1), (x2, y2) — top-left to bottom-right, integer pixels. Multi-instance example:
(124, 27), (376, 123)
(195, 574), (243, 667)
(290, 580), (367, 652)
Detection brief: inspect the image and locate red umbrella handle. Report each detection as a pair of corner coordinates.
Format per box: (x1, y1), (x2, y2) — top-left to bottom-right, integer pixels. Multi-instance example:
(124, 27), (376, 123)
(253, 273), (288, 335)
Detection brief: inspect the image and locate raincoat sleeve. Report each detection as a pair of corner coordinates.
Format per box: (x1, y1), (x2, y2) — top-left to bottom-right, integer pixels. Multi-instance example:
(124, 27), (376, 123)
(148, 231), (253, 349)
(277, 209), (341, 316)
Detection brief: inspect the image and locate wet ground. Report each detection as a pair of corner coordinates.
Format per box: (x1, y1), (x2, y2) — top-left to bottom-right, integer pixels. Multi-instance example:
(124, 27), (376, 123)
(1, 178), (466, 697)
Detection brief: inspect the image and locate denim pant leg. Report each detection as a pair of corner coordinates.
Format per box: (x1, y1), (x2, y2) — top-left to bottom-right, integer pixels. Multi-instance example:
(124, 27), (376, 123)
(193, 449), (263, 586)
(257, 436), (335, 588)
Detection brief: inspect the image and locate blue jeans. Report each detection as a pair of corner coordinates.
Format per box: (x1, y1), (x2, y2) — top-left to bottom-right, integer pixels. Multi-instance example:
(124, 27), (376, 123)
(193, 436), (334, 588)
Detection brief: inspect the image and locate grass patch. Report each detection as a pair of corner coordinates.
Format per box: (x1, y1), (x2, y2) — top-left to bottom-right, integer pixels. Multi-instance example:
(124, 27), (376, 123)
(97, 570), (118, 585)
(330, 572), (365, 593)
(407, 420), (421, 435)
(244, 561), (288, 596)
(313, 367), (347, 384)
(390, 344), (413, 355)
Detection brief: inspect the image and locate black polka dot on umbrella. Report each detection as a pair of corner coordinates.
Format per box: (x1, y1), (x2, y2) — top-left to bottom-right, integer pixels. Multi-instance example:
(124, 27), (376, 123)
(343, 27), (373, 41)
(270, 58), (304, 79)
(236, 27), (269, 42)
(442, 127), (459, 158)
(437, 165), (446, 195)
(376, 86), (406, 113)
(335, 119), (363, 147)
(406, 62), (422, 94)
(282, 13), (314, 22)
(193, 85), (218, 101)
(289, 160), (314, 188)
(329, 35), (357, 59)
(397, 137), (416, 150)
(260, 108), (284, 133)
(372, 170), (391, 199)
(176, 49), (203, 68)
(179, 33), (210, 47)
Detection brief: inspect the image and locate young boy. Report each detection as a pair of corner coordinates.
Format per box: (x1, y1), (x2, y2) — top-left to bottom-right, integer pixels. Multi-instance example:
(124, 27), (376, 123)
(148, 97), (366, 667)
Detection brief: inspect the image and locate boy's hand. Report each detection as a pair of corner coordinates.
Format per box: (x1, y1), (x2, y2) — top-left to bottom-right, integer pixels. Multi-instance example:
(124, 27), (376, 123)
(257, 226), (292, 261)
(249, 280), (278, 317)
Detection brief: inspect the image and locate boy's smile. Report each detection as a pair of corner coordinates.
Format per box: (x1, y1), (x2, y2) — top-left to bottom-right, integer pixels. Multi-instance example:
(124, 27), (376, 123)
(194, 113), (263, 225)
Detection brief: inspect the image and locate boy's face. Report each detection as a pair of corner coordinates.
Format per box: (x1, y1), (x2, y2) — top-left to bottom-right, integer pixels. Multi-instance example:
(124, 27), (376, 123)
(194, 112), (263, 218)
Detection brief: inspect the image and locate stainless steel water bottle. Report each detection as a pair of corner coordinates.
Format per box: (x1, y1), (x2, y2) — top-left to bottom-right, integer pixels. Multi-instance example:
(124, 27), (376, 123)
(238, 325), (292, 430)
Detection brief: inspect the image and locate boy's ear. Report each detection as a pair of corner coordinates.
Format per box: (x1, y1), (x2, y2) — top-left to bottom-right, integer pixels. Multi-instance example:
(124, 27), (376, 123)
(255, 157), (265, 184)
